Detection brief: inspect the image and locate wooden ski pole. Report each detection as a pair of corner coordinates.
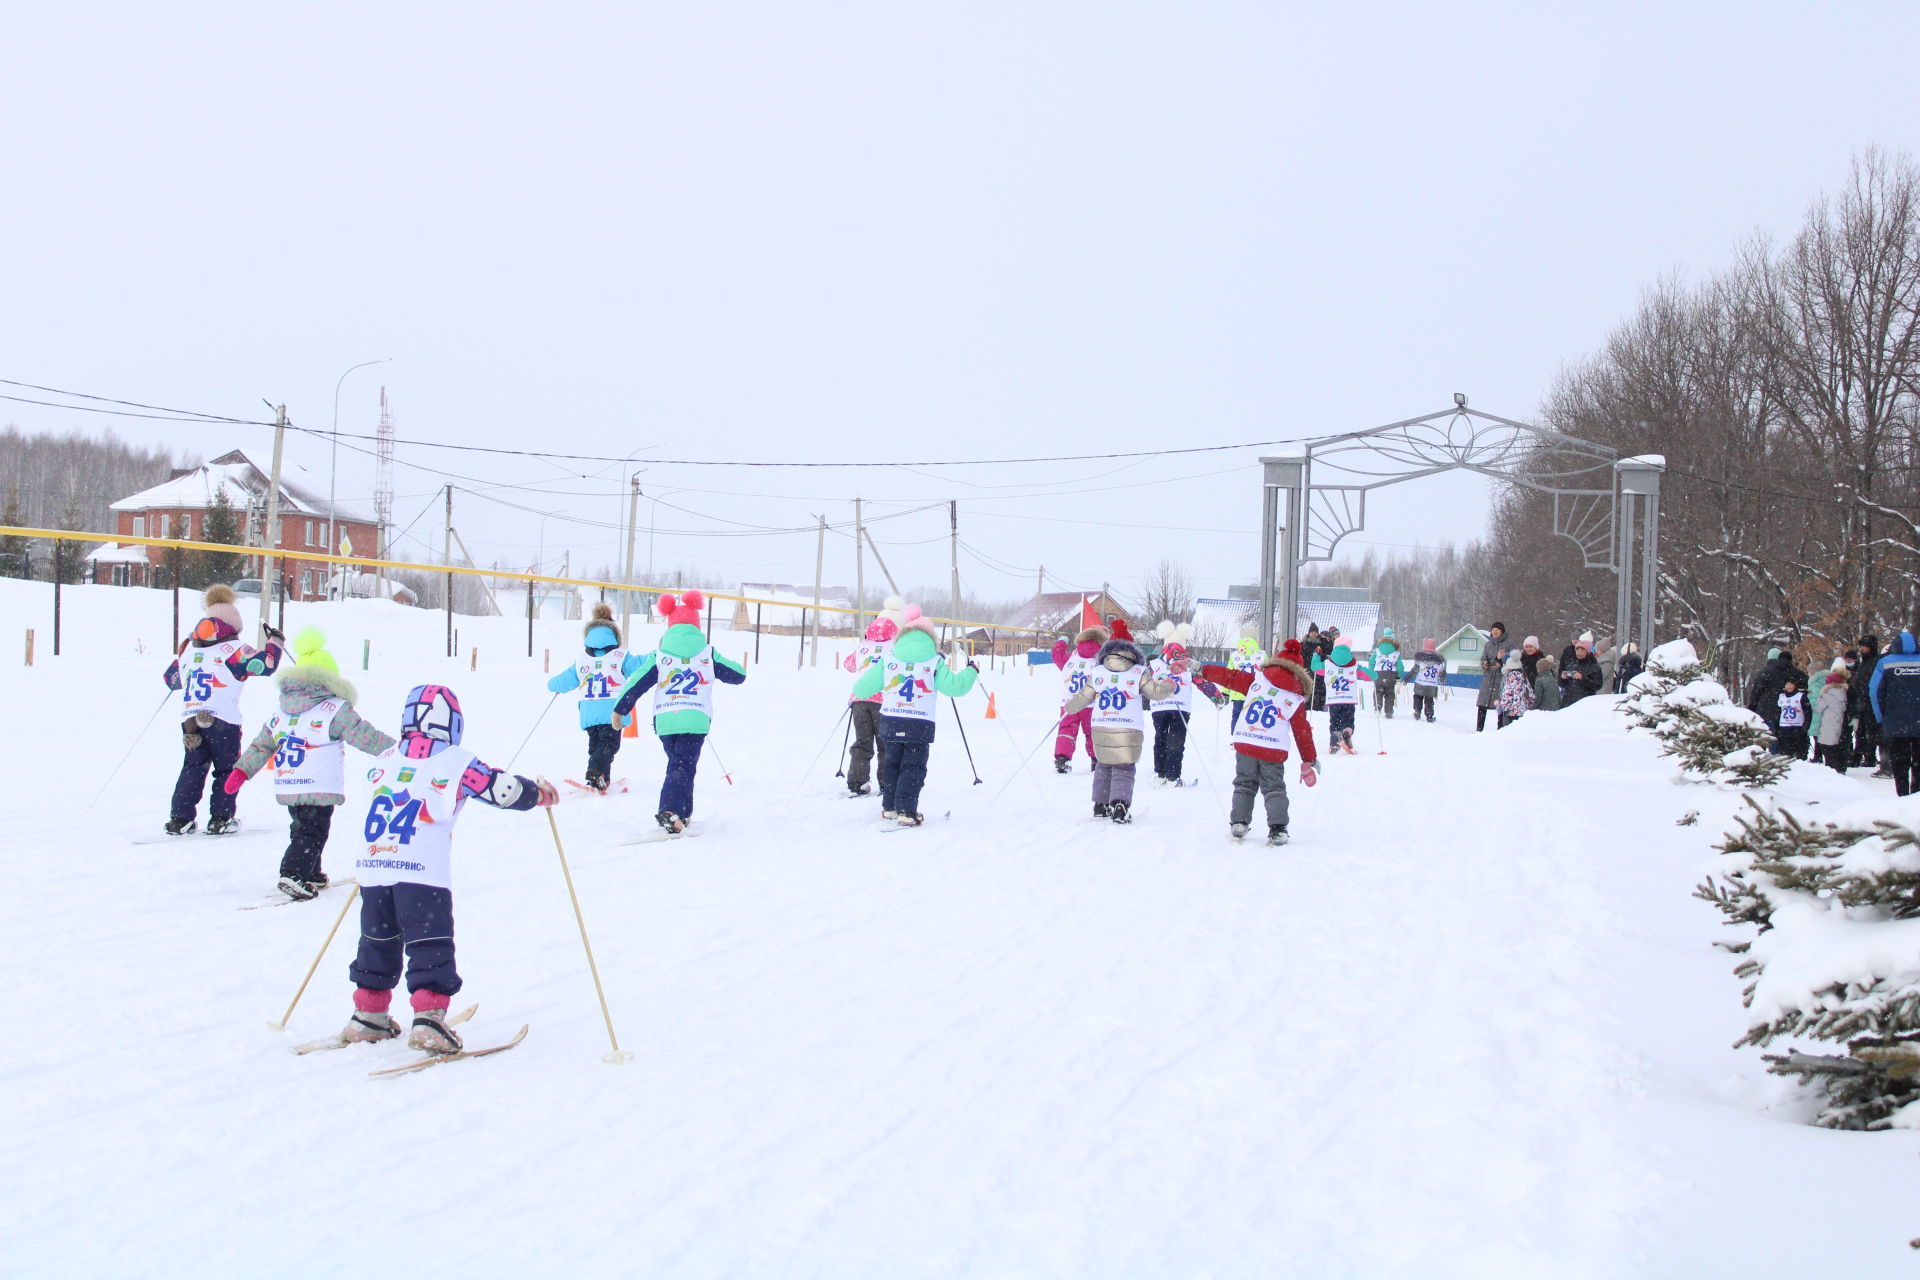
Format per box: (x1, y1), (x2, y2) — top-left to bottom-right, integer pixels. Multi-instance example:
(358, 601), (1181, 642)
(267, 884), (360, 1031)
(545, 805), (631, 1064)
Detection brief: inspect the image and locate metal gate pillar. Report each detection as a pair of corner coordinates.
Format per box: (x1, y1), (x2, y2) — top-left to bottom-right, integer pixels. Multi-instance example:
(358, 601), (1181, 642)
(1259, 456), (1305, 654)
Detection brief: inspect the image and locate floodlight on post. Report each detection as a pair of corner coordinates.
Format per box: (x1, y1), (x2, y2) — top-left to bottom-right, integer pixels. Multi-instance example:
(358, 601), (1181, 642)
(1453, 392), (1468, 408)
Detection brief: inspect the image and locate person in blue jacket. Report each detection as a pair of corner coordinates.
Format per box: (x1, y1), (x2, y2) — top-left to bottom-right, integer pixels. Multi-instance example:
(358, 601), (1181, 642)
(1868, 629), (1920, 797)
(547, 603), (648, 793)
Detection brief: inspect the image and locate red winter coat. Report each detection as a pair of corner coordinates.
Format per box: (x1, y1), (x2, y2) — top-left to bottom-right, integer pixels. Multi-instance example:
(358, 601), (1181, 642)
(1199, 657), (1317, 764)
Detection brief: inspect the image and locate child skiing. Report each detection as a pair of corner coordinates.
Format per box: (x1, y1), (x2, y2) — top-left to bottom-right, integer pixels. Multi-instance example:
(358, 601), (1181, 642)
(1318, 640), (1373, 754)
(161, 583), (284, 835)
(841, 597), (906, 796)
(1059, 620), (1176, 823)
(1052, 622), (1109, 772)
(850, 603), (979, 825)
(1372, 629), (1403, 718)
(1408, 639), (1446, 723)
(224, 628), (396, 901)
(546, 603), (647, 794)
(341, 684), (558, 1053)
(609, 590), (746, 834)
(1200, 638), (1318, 846)
(1147, 620), (1221, 785)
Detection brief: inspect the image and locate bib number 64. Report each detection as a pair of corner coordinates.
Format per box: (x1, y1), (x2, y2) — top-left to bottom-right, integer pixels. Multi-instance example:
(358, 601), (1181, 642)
(365, 793), (423, 845)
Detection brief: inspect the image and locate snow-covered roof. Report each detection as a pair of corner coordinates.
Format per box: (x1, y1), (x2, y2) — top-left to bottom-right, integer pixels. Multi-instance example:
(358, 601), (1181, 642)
(110, 450), (371, 523)
(85, 543), (150, 564)
(1190, 597), (1256, 649)
(1296, 600), (1381, 652)
(738, 583), (856, 629)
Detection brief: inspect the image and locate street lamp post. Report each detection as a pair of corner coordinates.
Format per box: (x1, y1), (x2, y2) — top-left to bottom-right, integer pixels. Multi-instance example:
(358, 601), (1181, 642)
(328, 358), (390, 595)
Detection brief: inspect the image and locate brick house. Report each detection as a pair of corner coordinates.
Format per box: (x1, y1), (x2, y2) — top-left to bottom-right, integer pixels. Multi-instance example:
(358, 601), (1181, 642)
(94, 450), (378, 601)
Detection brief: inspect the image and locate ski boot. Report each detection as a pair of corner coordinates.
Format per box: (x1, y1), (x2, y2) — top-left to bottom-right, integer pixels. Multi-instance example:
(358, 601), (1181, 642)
(205, 816), (240, 835)
(881, 809), (897, 821)
(1093, 802), (1111, 818)
(277, 876), (319, 902)
(584, 771), (609, 794)
(1054, 755), (1072, 775)
(1108, 800), (1131, 824)
(848, 783), (872, 797)
(1267, 825), (1290, 847)
(655, 810), (686, 835)
(895, 812), (924, 827)
(1229, 822), (1249, 841)
(408, 1007), (463, 1055)
(163, 815), (196, 836)
(342, 1009), (402, 1043)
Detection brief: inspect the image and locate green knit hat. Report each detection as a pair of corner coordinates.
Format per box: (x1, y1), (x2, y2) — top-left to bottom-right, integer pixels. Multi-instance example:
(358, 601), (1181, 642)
(291, 626), (338, 675)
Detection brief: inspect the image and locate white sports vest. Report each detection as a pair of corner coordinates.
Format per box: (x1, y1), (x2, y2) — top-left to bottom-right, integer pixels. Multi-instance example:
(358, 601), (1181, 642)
(1231, 671), (1306, 754)
(849, 639), (887, 704)
(575, 650), (627, 705)
(652, 648), (716, 718)
(1325, 662), (1362, 706)
(267, 698), (347, 797)
(356, 744), (479, 891)
(1088, 665), (1147, 732)
(1062, 652), (1098, 700)
(180, 641), (247, 724)
(1374, 650), (1399, 675)
(879, 657), (940, 723)
(1149, 658), (1191, 714)
(1414, 660), (1445, 689)
(1777, 692), (1807, 728)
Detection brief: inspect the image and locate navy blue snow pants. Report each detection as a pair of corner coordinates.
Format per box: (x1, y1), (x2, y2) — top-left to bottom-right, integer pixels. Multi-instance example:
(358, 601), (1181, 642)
(1329, 703), (1356, 748)
(349, 882), (461, 998)
(171, 717), (242, 822)
(658, 731), (705, 820)
(878, 715), (935, 817)
(1152, 711), (1189, 781)
(585, 723), (622, 782)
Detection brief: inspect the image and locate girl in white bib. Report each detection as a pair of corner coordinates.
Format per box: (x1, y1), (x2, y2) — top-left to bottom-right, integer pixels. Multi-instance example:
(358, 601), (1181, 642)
(1058, 621), (1177, 824)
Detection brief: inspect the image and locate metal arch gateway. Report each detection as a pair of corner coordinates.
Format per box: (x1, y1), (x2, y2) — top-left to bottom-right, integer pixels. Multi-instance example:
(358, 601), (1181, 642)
(1255, 400), (1665, 657)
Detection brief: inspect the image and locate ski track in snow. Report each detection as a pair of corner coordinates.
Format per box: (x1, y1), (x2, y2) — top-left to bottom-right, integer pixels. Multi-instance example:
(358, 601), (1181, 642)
(3, 583), (1918, 1278)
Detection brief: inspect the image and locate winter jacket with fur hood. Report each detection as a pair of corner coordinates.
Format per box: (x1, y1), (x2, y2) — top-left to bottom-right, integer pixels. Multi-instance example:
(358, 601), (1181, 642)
(1059, 637), (1177, 765)
(232, 667), (397, 806)
(1198, 655), (1318, 764)
(1815, 672), (1851, 748)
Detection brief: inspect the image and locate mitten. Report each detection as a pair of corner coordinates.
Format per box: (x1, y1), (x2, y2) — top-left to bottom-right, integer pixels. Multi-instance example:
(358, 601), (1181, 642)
(1300, 762), (1318, 788)
(223, 769), (249, 795)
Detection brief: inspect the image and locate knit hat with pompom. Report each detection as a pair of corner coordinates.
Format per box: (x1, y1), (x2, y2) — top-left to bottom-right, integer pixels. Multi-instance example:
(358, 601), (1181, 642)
(289, 626), (338, 675)
(866, 595), (906, 643)
(202, 583), (243, 635)
(655, 590), (705, 629)
(1155, 619), (1194, 658)
(898, 602), (936, 640)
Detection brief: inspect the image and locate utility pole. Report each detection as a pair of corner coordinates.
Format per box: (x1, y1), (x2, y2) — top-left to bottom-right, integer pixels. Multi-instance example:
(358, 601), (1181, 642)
(949, 500), (961, 635)
(810, 514), (825, 666)
(443, 485), (453, 658)
(861, 528), (899, 595)
(621, 476), (640, 641)
(259, 404), (288, 647)
(853, 497), (865, 634)
(1036, 565), (1045, 635)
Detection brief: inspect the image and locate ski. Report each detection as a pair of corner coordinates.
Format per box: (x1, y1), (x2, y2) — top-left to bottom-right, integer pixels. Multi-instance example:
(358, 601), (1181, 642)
(368, 1023), (528, 1077)
(617, 827), (703, 846)
(240, 877), (358, 910)
(293, 1003), (477, 1055)
(564, 778), (629, 798)
(130, 827), (270, 847)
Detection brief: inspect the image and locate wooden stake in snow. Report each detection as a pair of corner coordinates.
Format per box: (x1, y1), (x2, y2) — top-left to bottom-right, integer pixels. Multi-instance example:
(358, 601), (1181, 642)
(268, 884), (361, 1032)
(545, 805), (631, 1064)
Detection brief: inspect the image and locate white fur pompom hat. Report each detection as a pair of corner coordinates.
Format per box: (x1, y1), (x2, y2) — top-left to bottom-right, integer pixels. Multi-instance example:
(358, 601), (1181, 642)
(1154, 618), (1195, 656)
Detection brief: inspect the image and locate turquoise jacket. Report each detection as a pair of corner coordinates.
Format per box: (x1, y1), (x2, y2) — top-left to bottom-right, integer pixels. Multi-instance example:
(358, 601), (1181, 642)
(851, 627), (978, 703)
(548, 646), (649, 729)
(610, 622), (747, 736)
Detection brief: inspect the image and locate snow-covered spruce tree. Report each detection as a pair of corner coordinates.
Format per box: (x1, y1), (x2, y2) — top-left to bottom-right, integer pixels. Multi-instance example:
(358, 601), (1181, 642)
(1694, 795), (1872, 942)
(1722, 800), (1920, 1129)
(1619, 639), (1786, 787)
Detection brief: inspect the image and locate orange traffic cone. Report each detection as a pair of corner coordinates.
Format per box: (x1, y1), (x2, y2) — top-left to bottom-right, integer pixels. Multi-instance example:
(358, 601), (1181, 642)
(620, 711), (639, 739)
(984, 692), (998, 719)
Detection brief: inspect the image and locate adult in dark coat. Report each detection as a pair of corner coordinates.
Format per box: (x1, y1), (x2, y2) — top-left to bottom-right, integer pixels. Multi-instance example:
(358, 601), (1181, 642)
(1557, 633), (1604, 707)
(1612, 643), (1644, 693)
(1850, 635), (1883, 772)
(1475, 621), (1511, 732)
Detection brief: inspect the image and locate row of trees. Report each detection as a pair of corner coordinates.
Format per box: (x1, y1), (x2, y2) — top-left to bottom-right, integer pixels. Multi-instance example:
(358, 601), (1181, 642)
(1303, 150), (1920, 686)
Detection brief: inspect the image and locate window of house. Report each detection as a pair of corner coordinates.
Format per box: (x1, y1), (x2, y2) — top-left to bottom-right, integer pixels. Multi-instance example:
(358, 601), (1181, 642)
(132, 516), (145, 538)
(301, 570), (313, 597)
(156, 513), (169, 538)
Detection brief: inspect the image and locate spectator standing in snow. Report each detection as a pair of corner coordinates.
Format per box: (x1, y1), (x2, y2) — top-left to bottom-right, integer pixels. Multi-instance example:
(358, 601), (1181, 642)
(1851, 635), (1886, 774)
(1520, 635), (1544, 685)
(1595, 638), (1619, 696)
(1558, 633), (1604, 707)
(1532, 653), (1562, 712)
(1475, 620), (1512, 732)
(1813, 658), (1851, 773)
(1868, 630), (1920, 797)
(1612, 642), (1644, 693)
(1496, 650), (1533, 728)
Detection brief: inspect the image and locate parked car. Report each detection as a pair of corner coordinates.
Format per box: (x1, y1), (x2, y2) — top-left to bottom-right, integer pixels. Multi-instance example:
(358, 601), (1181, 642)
(232, 577), (288, 604)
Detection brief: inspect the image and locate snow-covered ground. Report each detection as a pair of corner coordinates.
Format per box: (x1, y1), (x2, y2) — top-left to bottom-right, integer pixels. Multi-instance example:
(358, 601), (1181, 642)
(2, 579), (1916, 1278)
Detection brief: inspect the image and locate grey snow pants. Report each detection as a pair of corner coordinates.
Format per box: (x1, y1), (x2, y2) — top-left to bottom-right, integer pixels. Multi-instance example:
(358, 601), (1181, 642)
(1229, 751), (1291, 829)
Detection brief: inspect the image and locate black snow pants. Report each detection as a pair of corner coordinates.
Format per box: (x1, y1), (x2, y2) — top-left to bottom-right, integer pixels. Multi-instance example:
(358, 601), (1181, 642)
(1152, 711), (1189, 781)
(279, 804), (335, 882)
(171, 717), (242, 822)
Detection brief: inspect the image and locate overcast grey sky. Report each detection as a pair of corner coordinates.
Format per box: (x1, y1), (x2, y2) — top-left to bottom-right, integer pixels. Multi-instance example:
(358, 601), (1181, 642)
(6, 2), (1918, 607)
